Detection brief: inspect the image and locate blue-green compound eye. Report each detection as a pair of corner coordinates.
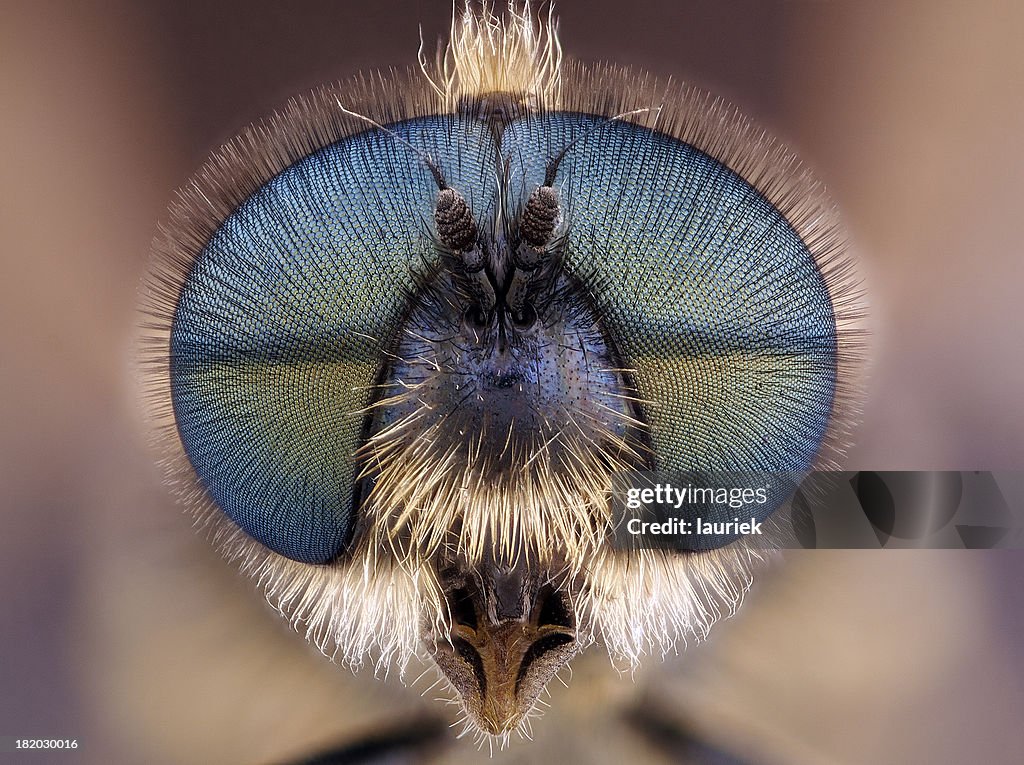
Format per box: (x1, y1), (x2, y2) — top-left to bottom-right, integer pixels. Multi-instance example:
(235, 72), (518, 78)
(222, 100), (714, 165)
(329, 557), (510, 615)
(168, 106), (844, 564)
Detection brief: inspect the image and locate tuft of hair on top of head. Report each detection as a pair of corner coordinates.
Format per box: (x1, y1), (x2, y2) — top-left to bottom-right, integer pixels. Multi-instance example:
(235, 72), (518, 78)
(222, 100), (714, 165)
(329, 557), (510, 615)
(419, 1), (563, 110)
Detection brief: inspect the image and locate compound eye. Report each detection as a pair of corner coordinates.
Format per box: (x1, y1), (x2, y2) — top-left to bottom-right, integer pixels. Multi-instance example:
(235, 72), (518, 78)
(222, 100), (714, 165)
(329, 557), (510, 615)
(162, 114), (497, 563)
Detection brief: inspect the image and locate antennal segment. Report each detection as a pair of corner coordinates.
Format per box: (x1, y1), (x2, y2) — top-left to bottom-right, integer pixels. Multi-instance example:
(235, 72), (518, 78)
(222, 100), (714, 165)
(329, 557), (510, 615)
(435, 188), (497, 320)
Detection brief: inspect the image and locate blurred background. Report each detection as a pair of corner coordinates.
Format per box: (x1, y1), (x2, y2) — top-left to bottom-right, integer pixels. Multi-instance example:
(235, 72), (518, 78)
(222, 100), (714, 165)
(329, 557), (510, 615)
(1, 0), (1023, 762)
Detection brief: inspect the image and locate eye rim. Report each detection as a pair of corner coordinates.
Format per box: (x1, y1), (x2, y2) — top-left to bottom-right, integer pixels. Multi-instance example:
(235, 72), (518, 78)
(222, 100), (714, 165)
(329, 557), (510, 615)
(136, 64), (867, 570)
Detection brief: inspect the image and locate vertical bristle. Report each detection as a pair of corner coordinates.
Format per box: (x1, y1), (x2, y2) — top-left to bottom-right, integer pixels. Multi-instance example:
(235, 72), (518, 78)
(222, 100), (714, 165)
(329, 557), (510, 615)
(419, 1), (563, 109)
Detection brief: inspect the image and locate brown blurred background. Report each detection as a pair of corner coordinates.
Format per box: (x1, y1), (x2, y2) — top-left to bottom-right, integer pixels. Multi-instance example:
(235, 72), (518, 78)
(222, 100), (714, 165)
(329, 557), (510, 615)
(1, 1), (1023, 762)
